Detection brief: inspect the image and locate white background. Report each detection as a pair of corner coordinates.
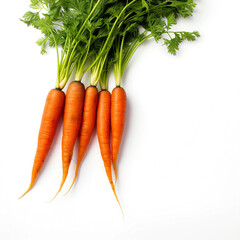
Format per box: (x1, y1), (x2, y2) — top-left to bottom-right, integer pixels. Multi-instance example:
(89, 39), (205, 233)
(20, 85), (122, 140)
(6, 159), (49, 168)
(1, 0), (240, 239)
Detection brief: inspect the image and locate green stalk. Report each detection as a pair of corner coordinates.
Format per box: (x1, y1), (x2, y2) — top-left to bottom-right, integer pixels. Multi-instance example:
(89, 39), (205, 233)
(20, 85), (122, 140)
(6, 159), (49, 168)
(85, 0), (137, 73)
(48, 28), (60, 89)
(71, 0), (103, 49)
(75, 35), (92, 81)
(99, 63), (110, 90)
(114, 32), (151, 86)
(56, 0), (103, 89)
(115, 34), (125, 86)
(59, 35), (69, 68)
(121, 34), (151, 73)
(90, 53), (108, 87)
(59, 54), (78, 89)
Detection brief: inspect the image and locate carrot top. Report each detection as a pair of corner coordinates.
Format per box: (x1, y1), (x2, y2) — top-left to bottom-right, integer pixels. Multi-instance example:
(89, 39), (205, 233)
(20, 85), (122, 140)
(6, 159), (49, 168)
(21, 0), (107, 89)
(22, 0), (199, 89)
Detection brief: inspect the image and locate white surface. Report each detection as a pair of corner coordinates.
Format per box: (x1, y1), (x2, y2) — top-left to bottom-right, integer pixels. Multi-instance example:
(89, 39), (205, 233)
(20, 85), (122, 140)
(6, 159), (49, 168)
(1, 1), (240, 239)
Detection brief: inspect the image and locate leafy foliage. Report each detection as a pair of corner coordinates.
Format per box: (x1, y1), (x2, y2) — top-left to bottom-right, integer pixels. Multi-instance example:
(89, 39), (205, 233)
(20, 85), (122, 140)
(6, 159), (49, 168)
(21, 0), (200, 88)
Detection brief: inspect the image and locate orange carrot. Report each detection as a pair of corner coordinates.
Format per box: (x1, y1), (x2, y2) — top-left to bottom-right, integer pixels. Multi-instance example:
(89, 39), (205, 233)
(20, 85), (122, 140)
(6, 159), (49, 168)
(20, 89), (65, 198)
(66, 86), (98, 193)
(53, 81), (85, 198)
(97, 90), (122, 211)
(111, 87), (126, 183)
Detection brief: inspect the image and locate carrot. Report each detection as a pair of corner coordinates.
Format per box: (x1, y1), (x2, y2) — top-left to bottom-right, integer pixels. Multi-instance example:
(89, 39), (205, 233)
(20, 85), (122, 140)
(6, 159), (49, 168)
(19, 89), (65, 198)
(66, 86), (98, 193)
(97, 90), (122, 212)
(53, 81), (85, 198)
(111, 87), (126, 183)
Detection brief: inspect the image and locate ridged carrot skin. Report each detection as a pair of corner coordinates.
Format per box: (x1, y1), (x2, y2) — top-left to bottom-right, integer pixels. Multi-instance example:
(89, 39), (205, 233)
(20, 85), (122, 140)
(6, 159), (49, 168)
(97, 91), (112, 183)
(54, 81), (85, 197)
(67, 86), (98, 193)
(111, 87), (126, 183)
(97, 90), (122, 210)
(20, 89), (65, 198)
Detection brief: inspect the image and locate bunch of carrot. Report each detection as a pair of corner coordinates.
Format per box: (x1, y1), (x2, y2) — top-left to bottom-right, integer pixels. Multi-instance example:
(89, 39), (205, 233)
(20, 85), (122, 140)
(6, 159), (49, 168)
(20, 0), (199, 208)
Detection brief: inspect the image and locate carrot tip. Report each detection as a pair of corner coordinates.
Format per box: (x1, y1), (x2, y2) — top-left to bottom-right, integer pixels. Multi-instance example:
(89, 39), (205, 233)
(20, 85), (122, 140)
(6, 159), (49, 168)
(113, 164), (118, 185)
(50, 174), (68, 202)
(114, 177), (117, 187)
(110, 182), (124, 216)
(18, 184), (33, 199)
(50, 190), (61, 202)
(63, 164), (81, 196)
(18, 191), (28, 200)
(63, 186), (73, 197)
(63, 180), (75, 196)
(50, 185), (64, 202)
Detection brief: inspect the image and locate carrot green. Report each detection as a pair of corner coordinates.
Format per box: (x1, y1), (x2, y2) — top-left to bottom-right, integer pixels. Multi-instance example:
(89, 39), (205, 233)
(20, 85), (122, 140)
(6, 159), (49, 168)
(22, 0), (199, 89)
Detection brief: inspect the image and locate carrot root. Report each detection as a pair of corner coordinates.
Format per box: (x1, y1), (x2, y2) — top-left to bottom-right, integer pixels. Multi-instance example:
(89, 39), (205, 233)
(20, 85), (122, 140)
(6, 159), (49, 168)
(97, 90), (123, 214)
(65, 86), (98, 194)
(54, 81), (85, 199)
(19, 89), (65, 198)
(111, 87), (126, 184)
(51, 170), (68, 201)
